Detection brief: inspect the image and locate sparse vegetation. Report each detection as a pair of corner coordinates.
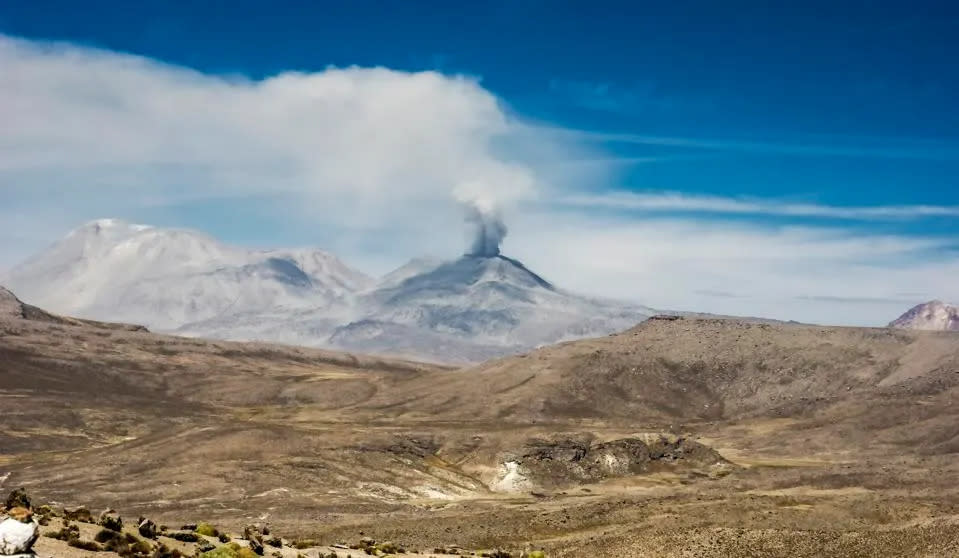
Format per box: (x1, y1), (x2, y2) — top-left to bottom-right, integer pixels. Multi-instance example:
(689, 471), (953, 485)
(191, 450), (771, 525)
(199, 542), (259, 558)
(94, 528), (154, 557)
(67, 537), (101, 551)
(196, 522), (220, 537)
(44, 521), (79, 541)
(6, 309), (959, 558)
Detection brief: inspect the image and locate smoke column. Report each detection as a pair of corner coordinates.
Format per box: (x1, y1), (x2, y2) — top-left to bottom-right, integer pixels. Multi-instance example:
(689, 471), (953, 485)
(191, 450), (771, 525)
(464, 201), (507, 257)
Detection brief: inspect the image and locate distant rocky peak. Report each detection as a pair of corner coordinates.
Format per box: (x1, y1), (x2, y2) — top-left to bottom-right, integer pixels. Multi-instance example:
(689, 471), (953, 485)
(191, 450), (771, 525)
(889, 300), (959, 331)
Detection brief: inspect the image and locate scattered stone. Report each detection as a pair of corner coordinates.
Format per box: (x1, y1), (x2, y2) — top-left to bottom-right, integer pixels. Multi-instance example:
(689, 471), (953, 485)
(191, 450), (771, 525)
(0, 511), (39, 556)
(169, 530), (199, 543)
(197, 538), (216, 552)
(63, 506), (93, 523)
(138, 517), (158, 539)
(244, 525), (264, 555)
(3, 489), (30, 511)
(98, 508), (123, 531)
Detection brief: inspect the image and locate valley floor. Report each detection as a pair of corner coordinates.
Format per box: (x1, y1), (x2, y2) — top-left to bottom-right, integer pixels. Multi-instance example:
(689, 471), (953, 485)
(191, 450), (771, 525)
(2, 305), (958, 556)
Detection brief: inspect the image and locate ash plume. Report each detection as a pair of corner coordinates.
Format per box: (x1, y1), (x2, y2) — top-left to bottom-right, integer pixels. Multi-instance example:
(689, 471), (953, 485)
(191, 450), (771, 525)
(464, 201), (508, 257)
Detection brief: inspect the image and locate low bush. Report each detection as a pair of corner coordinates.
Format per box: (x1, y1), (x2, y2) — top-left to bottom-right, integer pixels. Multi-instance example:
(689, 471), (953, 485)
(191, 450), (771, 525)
(67, 538), (101, 552)
(198, 542), (259, 558)
(44, 521), (79, 541)
(196, 522), (220, 537)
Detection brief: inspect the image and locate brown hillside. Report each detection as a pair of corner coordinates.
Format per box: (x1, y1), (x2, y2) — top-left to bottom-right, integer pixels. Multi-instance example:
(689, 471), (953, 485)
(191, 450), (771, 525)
(2, 293), (958, 557)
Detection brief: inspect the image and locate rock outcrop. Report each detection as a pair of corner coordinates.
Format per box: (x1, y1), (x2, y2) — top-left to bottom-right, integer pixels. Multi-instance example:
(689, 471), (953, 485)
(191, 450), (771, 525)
(98, 508), (123, 532)
(491, 433), (732, 491)
(243, 525), (264, 555)
(2, 490), (29, 512)
(138, 517), (158, 539)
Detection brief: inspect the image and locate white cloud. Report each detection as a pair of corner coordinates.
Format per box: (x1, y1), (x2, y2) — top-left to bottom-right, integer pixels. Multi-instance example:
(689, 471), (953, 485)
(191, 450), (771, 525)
(0, 35), (581, 249)
(1, 34), (957, 327)
(561, 191), (959, 219)
(508, 213), (959, 326)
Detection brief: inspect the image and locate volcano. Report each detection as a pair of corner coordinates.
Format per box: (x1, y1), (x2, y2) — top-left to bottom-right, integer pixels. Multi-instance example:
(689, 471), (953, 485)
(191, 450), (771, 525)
(325, 253), (654, 362)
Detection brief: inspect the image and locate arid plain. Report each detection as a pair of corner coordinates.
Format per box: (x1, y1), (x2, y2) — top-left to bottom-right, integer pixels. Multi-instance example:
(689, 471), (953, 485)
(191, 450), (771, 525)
(1, 288), (958, 557)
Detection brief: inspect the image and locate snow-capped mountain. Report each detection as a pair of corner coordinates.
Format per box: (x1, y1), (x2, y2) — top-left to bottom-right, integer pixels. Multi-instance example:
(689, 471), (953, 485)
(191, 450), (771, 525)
(889, 300), (959, 331)
(3, 219), (655, 362)
(2, 219), (372, 330)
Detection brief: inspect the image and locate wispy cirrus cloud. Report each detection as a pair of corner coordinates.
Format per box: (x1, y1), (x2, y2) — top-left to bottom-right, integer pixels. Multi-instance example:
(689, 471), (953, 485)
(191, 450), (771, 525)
(550, 129), (959, 160)
(560, 191), (959, 220)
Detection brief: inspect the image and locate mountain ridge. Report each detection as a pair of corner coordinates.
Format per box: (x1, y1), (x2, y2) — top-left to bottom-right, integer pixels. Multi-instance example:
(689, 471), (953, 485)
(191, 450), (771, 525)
(4, 219), (655, 362)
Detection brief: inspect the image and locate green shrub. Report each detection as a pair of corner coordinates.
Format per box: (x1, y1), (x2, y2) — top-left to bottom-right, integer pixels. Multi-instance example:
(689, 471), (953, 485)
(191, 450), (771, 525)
(196, 522), (220, 537)
(198, 543), (259, 558)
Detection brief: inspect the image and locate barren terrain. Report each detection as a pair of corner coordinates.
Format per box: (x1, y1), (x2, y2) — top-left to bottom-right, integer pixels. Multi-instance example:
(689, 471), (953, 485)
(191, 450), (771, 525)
(2, 288), (958, 556)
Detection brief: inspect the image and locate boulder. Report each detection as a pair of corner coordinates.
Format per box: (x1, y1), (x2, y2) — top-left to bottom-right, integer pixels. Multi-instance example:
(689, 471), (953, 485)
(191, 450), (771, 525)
(138, 517), (158, 539)
(3, 490), (30, 511)
(244, 525), (264, 555)
(0, 512), (39, 556)
(168, 531), (199, 542)
(98, 508), (123, 531)
(196, 538), (216, 552)
(63, 506), (93, 523)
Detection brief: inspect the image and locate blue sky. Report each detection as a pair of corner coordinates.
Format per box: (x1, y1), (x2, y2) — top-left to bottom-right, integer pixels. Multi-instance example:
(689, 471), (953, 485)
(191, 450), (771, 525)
(0, 1), (957, 324)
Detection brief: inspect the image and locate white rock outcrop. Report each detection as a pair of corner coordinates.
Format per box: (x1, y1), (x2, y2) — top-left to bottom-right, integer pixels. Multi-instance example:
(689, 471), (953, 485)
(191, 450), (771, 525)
(0, 516), (39, 556)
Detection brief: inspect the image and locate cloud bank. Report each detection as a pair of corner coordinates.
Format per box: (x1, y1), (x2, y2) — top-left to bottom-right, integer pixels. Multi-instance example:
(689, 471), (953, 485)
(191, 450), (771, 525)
(0, 34), (560, 259)
(1, 34), (957, 327)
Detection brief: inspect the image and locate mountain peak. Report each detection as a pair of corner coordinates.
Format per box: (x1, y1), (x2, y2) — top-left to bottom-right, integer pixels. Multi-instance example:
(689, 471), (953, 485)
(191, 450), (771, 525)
(889, 300), (959, 331)
(462, 254), (554, 290)
(382, 253), (554, 295)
